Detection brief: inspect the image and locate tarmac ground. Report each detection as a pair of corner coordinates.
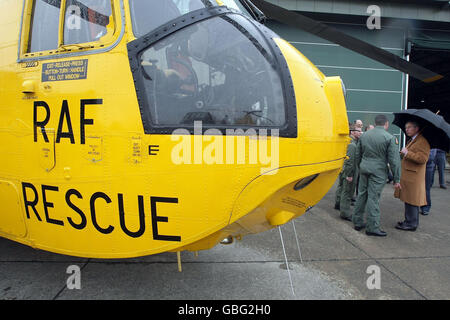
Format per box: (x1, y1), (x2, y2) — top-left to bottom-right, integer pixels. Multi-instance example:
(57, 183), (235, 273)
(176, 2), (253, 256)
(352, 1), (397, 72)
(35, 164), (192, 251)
(0, 171), (449, 300)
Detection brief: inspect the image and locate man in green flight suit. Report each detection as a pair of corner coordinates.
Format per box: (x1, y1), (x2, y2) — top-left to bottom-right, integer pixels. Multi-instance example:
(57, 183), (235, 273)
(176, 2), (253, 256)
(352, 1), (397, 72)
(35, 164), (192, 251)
(352, 114), (401, 236)
(335, 124), (362, 220)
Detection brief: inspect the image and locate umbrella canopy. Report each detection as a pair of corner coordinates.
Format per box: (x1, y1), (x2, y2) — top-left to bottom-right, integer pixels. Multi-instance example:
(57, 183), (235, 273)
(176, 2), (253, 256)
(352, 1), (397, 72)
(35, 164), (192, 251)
(393, 108), (450, 153)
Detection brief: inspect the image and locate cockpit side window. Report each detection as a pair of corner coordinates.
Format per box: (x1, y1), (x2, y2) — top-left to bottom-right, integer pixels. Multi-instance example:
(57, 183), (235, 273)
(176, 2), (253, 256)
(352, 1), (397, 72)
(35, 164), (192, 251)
(28, 0), (61, 52)
(129, 0), (207, 38)
(23, 0), (116, 57)
(63, 0), (113, 45)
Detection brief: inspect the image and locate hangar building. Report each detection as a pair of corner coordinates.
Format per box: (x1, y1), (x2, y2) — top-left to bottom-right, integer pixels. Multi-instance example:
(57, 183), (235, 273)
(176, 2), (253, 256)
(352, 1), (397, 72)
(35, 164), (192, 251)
(265, 0), (450, 143)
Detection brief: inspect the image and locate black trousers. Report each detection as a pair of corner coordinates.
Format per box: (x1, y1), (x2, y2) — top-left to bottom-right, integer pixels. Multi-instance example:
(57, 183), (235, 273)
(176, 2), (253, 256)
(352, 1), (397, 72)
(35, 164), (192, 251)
(404, 203), (419, 228)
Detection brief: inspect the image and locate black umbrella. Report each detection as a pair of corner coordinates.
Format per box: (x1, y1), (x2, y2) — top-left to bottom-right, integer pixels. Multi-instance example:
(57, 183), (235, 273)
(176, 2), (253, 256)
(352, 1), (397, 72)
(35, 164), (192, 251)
(393, 109), (450, 153)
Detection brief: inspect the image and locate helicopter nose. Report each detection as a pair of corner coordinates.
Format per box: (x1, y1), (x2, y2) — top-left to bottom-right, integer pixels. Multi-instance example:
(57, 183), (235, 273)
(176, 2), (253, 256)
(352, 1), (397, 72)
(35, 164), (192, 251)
(272, 37), (350, 158)
(224, 37), (350, 232)
(323, 76), (349, 136)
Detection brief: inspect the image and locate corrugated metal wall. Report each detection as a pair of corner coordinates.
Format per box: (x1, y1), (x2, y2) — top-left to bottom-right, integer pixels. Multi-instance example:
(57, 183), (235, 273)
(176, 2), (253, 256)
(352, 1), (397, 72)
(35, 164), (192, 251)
(267, 19), (406, 140)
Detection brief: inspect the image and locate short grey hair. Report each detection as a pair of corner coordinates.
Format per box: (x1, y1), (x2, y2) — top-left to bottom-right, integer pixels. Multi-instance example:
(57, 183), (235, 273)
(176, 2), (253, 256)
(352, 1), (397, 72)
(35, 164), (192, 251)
(405, 121), (419, 128)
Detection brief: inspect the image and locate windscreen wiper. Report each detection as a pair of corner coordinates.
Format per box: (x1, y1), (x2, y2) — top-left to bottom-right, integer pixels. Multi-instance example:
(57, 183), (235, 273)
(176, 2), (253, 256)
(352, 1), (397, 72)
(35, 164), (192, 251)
(239, 0), (266, 23)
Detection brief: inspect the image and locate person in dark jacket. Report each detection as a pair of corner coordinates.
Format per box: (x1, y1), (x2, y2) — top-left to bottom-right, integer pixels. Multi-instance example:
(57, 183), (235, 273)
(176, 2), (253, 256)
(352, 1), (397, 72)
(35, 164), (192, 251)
(434, 149), (447, 189)
(420, 149), (437, 215)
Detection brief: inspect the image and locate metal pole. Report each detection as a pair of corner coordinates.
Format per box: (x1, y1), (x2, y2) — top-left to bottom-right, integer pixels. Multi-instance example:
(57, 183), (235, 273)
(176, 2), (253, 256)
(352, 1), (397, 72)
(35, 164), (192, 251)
(291, 220), (303, 264)
(278, 226), (295, 297)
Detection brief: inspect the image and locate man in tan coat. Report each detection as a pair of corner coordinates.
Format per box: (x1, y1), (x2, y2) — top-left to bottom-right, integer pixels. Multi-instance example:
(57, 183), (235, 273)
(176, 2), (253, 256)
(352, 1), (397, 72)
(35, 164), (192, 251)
(396, 121), (430, 231)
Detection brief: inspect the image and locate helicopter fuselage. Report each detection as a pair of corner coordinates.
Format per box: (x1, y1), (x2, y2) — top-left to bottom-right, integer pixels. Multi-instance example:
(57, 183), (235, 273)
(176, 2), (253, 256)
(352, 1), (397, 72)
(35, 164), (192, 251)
(0, 0), (349, 258)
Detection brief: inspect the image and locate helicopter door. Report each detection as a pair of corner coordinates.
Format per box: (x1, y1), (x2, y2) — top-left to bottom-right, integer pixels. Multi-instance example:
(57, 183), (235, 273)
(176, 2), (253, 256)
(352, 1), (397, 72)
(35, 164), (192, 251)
(18, 0), (115, 170)
(10, 0), (115, 237)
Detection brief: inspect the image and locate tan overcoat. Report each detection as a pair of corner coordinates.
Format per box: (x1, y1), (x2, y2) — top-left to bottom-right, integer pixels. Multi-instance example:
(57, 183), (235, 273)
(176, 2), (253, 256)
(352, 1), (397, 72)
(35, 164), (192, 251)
(398, 134), (430, 206)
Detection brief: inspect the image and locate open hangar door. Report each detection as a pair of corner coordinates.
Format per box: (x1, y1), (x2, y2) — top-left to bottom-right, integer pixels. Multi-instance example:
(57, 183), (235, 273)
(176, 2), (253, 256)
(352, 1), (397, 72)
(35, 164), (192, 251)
(407, 38), (450, 124)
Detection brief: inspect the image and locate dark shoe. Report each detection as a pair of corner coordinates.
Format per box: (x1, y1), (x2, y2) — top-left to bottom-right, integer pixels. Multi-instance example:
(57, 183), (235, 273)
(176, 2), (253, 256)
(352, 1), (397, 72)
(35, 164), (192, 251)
(334, 204), (340, 210)
(366, 229), (387, 237)
(395, 224), (416, 231)
(340, 215), (352, 221)
(440, 185), (447, 189)
(354, 224), (366, 231)
(420, 211), (429, 216)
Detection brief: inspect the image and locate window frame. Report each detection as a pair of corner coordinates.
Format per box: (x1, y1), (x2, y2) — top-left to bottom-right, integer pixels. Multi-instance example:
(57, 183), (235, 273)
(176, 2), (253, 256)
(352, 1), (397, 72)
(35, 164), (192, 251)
(18, 0), (124, 61)
(127, 7), (297, 138)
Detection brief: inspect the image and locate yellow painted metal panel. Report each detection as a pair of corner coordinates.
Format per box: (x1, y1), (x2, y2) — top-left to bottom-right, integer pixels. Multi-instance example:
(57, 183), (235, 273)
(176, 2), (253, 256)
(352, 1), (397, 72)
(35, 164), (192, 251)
(0, 1), (349, 258)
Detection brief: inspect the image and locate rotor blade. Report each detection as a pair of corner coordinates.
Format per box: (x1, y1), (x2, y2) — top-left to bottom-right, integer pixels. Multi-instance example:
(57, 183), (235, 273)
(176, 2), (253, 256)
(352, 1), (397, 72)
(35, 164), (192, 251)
(250, 0), (443, 83)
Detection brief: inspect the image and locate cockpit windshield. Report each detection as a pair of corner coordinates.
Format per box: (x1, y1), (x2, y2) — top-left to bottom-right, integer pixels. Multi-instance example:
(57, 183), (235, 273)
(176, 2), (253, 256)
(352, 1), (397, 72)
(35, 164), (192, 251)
(137, 13), (286, 127)
(129, 0), (252, 38)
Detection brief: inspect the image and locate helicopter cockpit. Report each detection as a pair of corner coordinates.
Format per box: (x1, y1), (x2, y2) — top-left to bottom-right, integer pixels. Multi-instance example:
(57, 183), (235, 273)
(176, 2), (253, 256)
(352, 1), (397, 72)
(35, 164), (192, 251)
(128, 0), (292, 133)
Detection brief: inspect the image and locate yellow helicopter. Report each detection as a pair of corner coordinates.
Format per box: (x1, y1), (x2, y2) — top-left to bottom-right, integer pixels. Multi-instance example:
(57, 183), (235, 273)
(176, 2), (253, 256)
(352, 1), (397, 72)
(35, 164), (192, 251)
(0, 0), (442, 260)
